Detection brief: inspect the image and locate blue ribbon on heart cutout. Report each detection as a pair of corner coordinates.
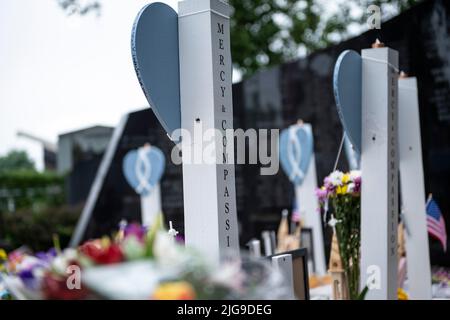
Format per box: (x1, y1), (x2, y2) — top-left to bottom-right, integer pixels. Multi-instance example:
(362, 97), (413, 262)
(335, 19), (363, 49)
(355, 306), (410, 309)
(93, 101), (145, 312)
(279, 123), (314, 186)
(344, 133), (361, 170)
(131, 3), (181, 141)
(333, 50), (362, 154)
(122, 145), (165, 197)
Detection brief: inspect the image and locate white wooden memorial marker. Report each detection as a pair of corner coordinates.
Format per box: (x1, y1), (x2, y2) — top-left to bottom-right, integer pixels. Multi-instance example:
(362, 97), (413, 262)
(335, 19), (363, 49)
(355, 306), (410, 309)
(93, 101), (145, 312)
(398, 75), (432, 299)
(132, 0), (240, 263)
(122, 144), (165, 227)
(335, 47), (432, 300)
(279, 122), (326, 276)
(334, 40), (399, 299)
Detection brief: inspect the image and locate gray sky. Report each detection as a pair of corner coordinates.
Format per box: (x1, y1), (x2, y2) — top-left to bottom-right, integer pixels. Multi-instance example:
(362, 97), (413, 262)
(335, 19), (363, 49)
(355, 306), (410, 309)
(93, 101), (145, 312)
(0, 0), (373, 170)
(0, 0), (178, 170)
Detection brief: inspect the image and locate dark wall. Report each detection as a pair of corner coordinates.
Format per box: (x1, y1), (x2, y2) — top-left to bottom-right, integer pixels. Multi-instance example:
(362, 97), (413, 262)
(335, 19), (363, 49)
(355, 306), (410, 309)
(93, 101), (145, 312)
(82, 0), (450, 266)
(82, 109), (183, 240)
(233, 0), (450, 265)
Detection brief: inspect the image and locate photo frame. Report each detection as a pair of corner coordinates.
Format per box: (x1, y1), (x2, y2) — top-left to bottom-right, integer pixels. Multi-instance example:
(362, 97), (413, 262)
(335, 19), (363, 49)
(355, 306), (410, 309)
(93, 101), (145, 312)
(268, 248), (310, 300)
(301, 227), (316, 275)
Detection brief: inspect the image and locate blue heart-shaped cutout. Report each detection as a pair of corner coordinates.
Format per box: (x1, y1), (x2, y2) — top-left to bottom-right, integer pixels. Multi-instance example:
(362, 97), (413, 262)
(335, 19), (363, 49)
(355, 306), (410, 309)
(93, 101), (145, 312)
(279, 124), (314, 186)
(122, 146), (165, 197)
(344, 133), (361, 170)
(333, 50), (362, 153)
(131, 3), (181, 140)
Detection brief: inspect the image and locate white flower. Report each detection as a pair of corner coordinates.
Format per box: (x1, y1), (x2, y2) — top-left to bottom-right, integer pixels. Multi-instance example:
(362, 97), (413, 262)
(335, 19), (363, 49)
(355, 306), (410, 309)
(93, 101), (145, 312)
(329, 170), (344, 186)
(347, 182), (355, 193)
(51, 256), (68, 275)
(51, 249), (78, 275)
(16, 256), (39, 270)
(153, 231), (187, 267)
(349, 170), (361, 181)
(63, 248), (78, 261)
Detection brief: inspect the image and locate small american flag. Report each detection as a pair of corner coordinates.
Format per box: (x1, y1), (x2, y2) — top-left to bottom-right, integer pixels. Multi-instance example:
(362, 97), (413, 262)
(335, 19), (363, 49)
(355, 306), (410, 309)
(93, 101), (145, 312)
(426, 195), (447, 252)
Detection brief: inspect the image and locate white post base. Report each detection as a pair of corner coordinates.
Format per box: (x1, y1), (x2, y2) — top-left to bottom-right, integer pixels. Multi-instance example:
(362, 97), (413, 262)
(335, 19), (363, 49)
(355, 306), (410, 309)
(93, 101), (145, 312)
(295, 153), (326, 276)
(140, 184), (162, 228)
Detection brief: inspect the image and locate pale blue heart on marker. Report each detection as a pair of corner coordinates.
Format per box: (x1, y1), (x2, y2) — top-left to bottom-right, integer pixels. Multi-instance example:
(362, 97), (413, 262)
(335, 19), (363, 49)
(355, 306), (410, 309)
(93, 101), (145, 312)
(333, 50), (362, 153)
(344, 133), (361, 170)
(131, 3), (181, 141)
(122, 146), (165, 197)
(279, 124), (314, 186)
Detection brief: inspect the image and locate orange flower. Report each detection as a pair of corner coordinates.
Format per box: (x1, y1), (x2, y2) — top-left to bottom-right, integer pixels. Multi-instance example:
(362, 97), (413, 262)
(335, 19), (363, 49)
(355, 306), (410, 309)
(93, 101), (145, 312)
(152, 281), (196, 300)
(398, 288), (408, 300)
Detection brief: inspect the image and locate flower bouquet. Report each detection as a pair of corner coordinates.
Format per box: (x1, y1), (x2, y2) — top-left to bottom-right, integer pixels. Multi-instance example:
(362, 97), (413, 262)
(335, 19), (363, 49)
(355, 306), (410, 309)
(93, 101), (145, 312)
(0, 215), (290, 300)
(316, 170), (362, 300)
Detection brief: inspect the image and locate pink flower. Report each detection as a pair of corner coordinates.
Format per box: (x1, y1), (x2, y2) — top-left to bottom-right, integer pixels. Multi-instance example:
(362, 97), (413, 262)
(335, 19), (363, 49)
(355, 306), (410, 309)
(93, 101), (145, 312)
(315, 188), (328, 202)
(323, 177), (335, 193)
(124, 223), (147, 242)
(353, 176), (361, 193)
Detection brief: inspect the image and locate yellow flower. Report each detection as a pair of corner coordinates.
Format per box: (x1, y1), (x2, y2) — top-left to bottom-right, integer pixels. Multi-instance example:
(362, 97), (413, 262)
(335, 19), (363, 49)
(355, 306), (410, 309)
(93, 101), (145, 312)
(152, 281), (196, 300)
(342, 174), (350, 184)
(397, 288), (408, 300)
(0, 249), (7, 261)
(336, 185), (347, 195)
(100, 236), (111, 248)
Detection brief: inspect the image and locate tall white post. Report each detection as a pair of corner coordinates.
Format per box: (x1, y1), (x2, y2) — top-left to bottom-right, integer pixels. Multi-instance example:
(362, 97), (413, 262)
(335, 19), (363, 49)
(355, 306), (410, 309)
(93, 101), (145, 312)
(140, 184), (161, 227)
(360, 46), (399, 299)
(178, 0), (239, 262)
(398, 77), (432, 299)
(295, 152), (326, 276)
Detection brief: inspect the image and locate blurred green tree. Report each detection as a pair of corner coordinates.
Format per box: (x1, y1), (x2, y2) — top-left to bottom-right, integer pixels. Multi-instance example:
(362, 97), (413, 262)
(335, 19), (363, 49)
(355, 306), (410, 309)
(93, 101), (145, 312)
(0, 150), (35, 173)
(57, 0), (422, 77)
(229, 0), (422, 77)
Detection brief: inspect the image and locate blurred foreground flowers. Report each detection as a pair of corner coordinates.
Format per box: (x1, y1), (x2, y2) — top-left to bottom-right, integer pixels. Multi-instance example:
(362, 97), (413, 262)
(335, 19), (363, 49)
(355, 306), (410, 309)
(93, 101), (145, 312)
(0, 215), (290, 300)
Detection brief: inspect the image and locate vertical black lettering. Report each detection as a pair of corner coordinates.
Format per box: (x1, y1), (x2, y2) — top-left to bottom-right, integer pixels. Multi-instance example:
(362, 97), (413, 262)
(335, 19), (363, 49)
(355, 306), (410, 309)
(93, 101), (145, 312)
(218, 23), (224, 34)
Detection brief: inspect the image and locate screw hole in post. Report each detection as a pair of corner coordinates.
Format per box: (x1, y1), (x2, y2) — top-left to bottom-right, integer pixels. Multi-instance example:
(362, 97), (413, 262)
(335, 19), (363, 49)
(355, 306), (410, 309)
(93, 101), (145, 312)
(195, 118), (200, 123)
(372, 135), (376, 141)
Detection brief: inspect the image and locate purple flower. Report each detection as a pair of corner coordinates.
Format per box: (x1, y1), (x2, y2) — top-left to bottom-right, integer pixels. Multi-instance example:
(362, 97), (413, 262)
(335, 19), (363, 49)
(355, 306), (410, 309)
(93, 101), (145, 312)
(353, 177), (361, 193)
(175, 234), (185, 244)
(18, 268), (41, 290)
(124, 223), (147, 242)
(323, 177), (335, 193)
(315, 188), (328, 203)
(35, 248), (57, 264)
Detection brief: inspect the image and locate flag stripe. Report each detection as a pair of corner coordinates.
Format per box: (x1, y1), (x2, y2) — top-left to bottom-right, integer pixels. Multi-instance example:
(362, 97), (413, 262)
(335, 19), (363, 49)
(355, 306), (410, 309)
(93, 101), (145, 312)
(426, 197), (447, 252)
